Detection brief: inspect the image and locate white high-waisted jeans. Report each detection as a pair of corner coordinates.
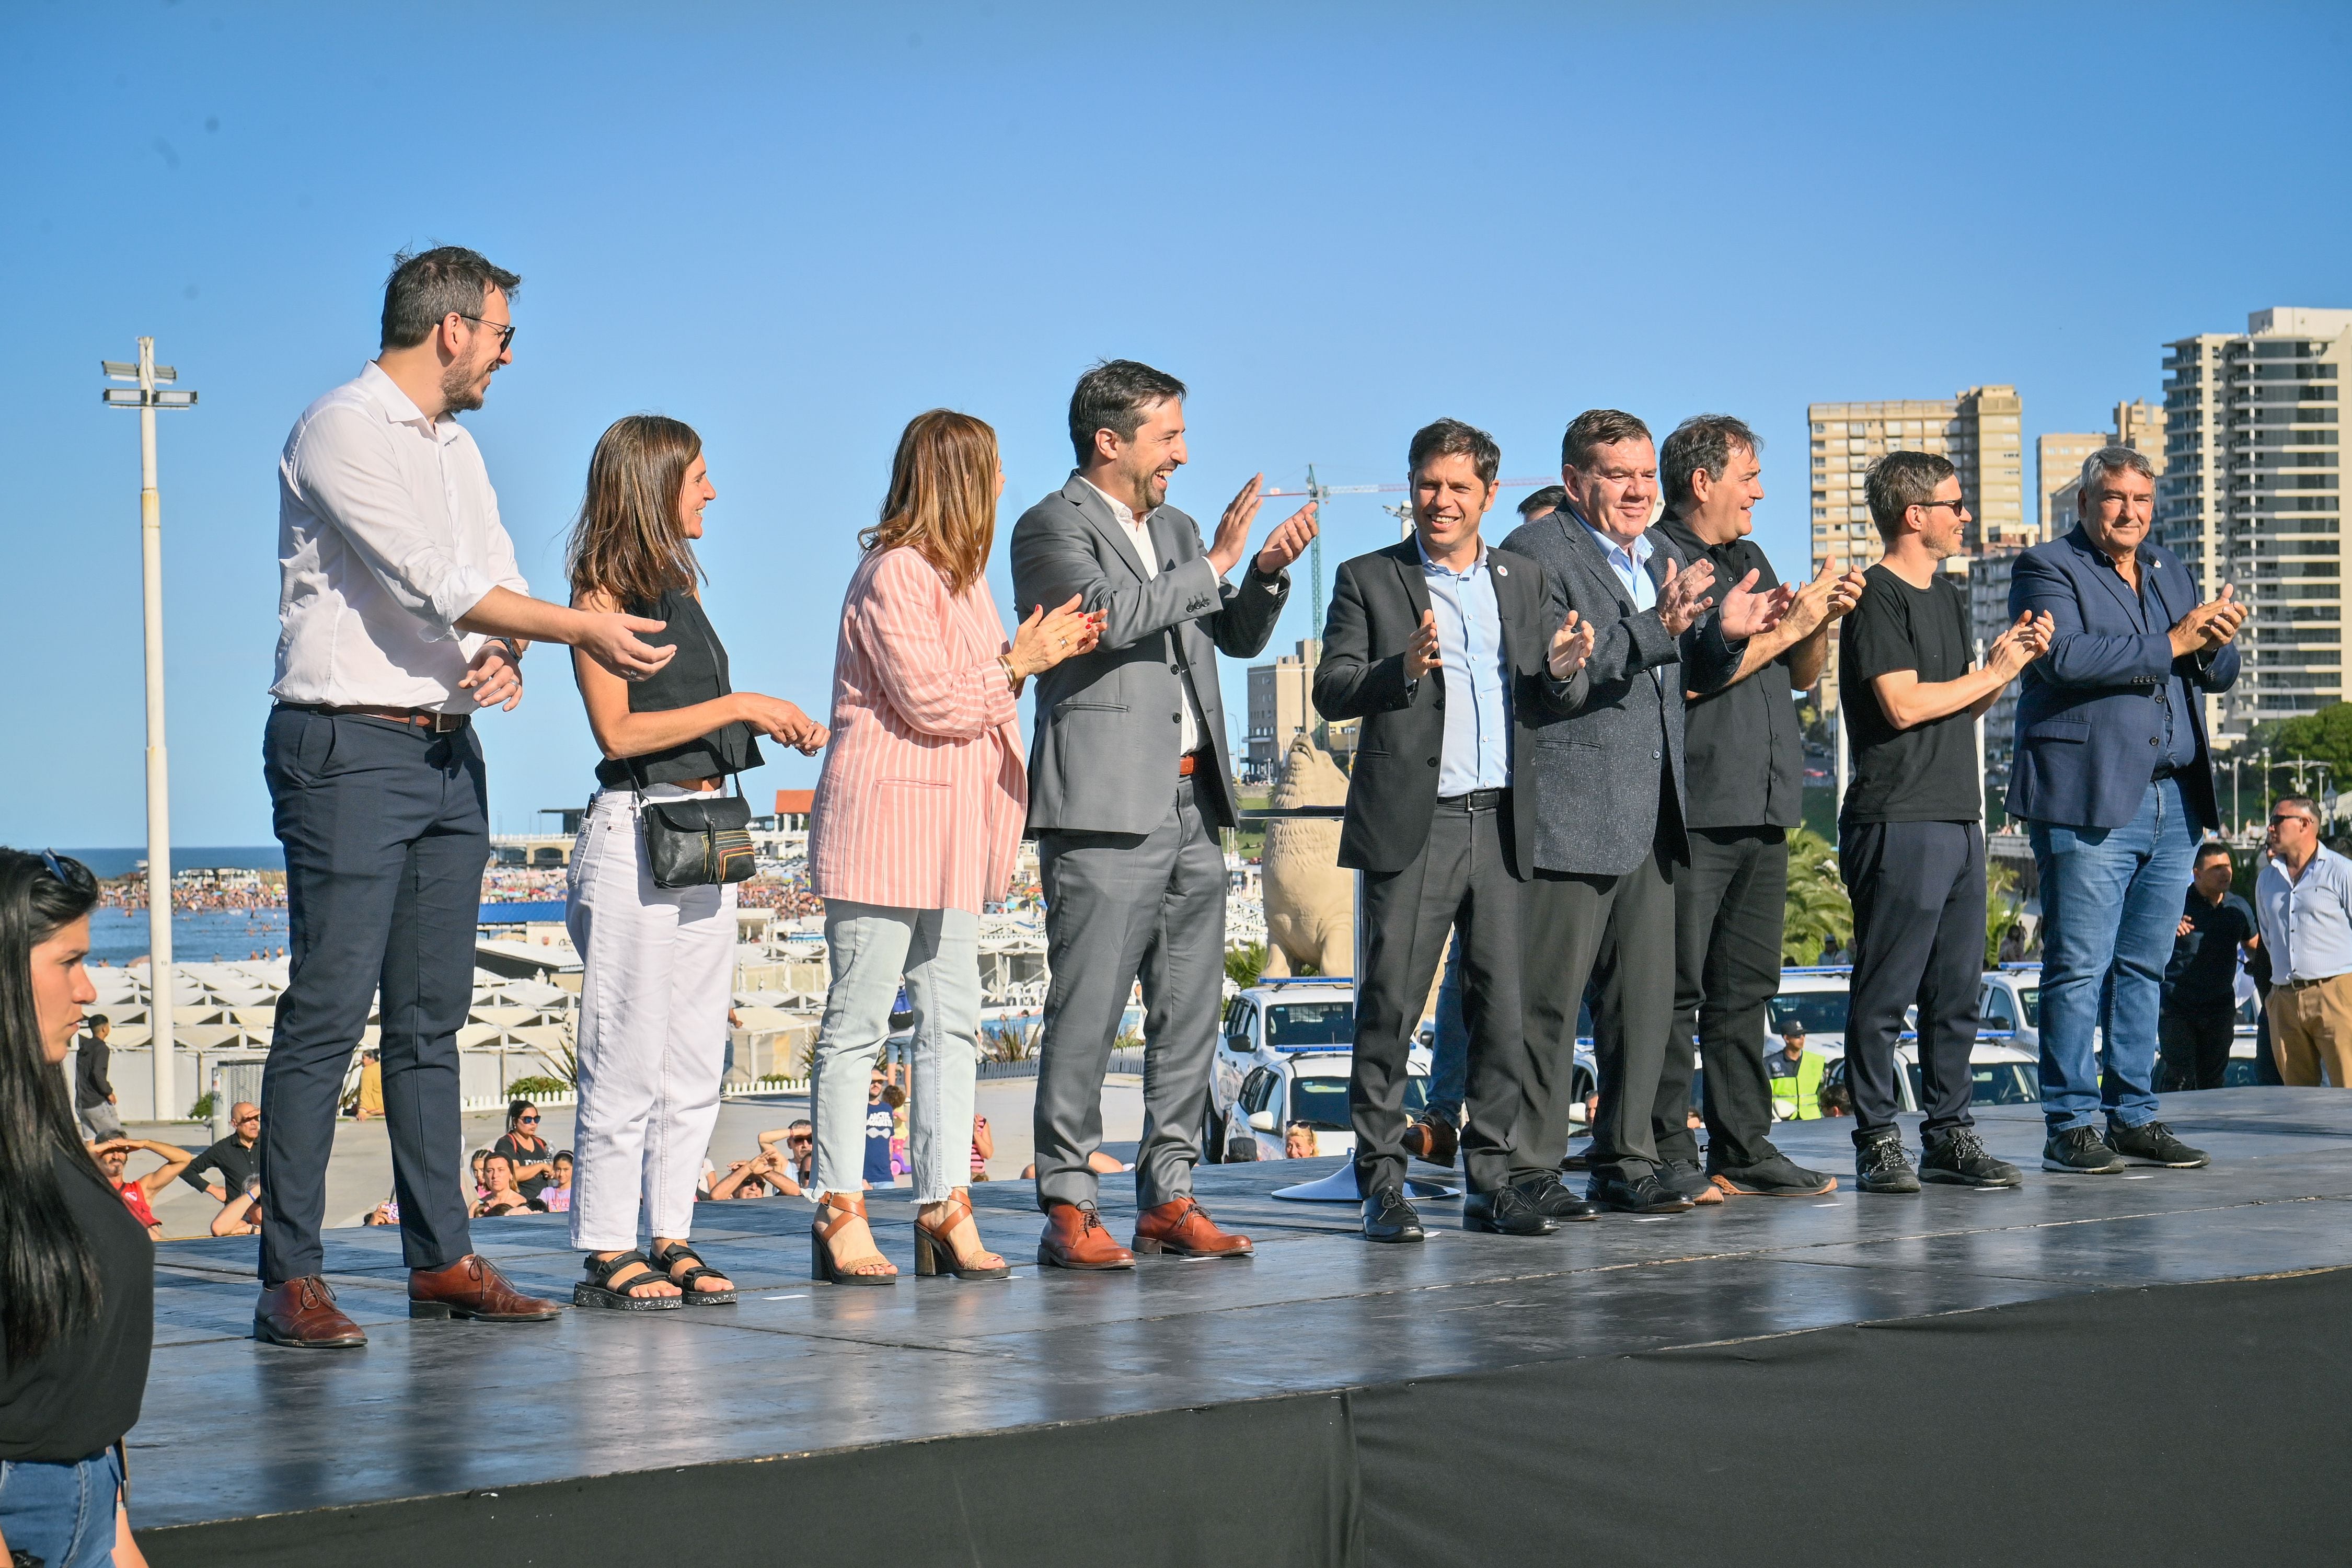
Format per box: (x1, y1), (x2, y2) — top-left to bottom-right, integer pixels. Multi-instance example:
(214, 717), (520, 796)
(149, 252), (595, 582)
(811, 901), (979, 1205)
(566, 786), (735, 1251)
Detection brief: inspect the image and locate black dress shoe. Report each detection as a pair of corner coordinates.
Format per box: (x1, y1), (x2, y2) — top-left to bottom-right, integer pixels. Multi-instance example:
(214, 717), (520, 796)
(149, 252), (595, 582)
(1462, 1184), (1559, 1236)
(1362, 1189), (1426, 1243)
(1512, 1171), (1603, 1221)
(1587, 1170), (1694, 1214)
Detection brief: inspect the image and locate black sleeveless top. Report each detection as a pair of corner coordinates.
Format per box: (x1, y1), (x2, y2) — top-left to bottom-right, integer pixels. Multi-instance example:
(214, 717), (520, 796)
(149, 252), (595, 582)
(594, 587), (764, 788)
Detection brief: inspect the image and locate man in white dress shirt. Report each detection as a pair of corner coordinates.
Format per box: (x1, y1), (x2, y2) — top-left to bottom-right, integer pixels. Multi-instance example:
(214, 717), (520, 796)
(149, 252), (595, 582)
(256, 247), (675, 1348)
(2255, 795), (2352, 1088)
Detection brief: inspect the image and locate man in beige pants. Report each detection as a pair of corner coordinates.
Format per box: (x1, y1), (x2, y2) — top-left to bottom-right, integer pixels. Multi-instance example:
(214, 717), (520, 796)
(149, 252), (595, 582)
(2254, 796), (2352, 1086)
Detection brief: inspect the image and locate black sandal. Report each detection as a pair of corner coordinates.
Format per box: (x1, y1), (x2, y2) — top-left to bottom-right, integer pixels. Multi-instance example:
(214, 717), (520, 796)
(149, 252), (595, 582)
(649, 1240), (737, 1306)
(573, 1250), (684, 1311)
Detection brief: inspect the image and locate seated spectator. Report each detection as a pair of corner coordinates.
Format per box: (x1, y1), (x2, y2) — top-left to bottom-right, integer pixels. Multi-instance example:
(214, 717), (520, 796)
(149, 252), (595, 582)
(469, 1147), (491, 1200)
(471, 1151), (545, 1217)
(970, 1113), (994, 1182)
(884, 1083), (911, 1180)
(541, 1150), (575, 1213)
(212, 1176), (263, 1237)
(758, 1121), (815, 1188)
(492, 1099), (556, 1200)
(1283, 1122), (1317, 1159)
(90, 1137), (195, 1241)
(180, 1101), (261, 1201)
(1819, 1077), (1854, 1119)
(1225, 1136), (1261, 1161)
(356, 1048), (383, 1120)
(364, 1192), (400, 1227)
(704, 1150), (801, 1201)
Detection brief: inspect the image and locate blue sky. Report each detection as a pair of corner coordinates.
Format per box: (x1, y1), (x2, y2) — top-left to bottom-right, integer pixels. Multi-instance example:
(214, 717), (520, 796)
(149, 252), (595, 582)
(6, 1), (2348, 846)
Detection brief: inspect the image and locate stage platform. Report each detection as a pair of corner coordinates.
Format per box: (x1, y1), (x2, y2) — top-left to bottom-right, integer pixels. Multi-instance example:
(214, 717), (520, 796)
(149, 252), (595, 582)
(134, 1089), (2352, 1567)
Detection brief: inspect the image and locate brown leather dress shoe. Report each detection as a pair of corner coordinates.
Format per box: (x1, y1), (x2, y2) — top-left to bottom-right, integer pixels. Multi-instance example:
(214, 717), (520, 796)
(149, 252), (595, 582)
(408, 1254), (563, 1321)
(255, 1276), (367, 1349)
(1401, 1115), (1460, 1168)
(1133, 1196), (1253, 1258)
(1037, 1202), (1135, 1271)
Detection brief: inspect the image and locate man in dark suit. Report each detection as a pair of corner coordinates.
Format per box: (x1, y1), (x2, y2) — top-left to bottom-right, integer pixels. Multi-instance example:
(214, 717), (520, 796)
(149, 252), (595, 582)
(2008, 444), (2242, 1176)
(1498, 409), (1785, 1214)
(1011, 359), (1317, 1269)
(1315, 419), (1596, 1242)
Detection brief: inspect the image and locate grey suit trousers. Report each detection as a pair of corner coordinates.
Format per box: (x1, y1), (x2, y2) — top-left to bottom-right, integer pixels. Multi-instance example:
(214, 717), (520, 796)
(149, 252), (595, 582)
(1517, 780), (1679, 1182)
(1033, 773), (1225, 1212)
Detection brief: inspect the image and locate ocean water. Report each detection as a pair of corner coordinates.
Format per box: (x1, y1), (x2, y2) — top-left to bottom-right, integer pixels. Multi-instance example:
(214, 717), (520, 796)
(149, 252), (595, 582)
(87, 907), (291, 967)
(56, 846), (286, 880)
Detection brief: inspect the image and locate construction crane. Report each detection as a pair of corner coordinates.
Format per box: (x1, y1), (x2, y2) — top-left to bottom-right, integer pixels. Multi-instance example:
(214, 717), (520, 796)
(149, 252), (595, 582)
(1262, 468), (1557, 637)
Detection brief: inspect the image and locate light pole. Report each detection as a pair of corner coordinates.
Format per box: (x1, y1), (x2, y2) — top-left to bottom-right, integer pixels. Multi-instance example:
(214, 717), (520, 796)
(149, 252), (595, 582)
(102, 341), (198, 1119)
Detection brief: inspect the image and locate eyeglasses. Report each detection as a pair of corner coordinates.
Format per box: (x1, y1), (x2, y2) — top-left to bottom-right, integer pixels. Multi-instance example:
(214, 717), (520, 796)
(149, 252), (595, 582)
(457, 313), (516, 351)
(516, 1114), (540, 1124)
(787, 1136), (813, 1146)
(1909, 499), (1967, 514)
(235, 1113), (261, 1125)
(2270, 814), (2314, 827)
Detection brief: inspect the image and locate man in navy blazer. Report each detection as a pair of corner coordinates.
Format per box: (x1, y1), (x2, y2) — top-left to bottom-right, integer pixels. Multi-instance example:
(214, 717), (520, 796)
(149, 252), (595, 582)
(2007, 445), (2244, 1177)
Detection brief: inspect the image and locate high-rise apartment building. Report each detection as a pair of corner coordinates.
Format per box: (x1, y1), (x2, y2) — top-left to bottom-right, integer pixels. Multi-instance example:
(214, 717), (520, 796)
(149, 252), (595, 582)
(2044, 402), (2169, 540)
(2159, 307), (2350, 739)
(1808, 387), (2024, 736)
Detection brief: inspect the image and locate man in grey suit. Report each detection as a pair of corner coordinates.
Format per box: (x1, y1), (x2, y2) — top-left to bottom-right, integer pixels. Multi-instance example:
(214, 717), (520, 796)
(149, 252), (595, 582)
(1498, 408), (1788, 1215)
(1011, 359), (1317, 1271)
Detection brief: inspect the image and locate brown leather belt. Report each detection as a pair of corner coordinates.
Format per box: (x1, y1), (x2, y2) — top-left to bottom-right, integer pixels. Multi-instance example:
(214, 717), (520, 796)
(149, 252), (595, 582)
(287, 702), (471, 734)
(1175, 749), (1212, 778)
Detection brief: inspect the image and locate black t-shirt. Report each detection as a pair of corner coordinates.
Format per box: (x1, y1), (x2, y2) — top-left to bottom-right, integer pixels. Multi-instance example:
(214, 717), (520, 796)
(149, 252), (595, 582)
(1839, 565), (1982, 824)
(180, 1134), (259, 1195)
(492, 1133), (555, 1200)
(1662, 520), (1806, 830)
(0, 1149), (154, 1461)
(74, 1034), (110, 1108)
(2165, 891), (2256, 1010)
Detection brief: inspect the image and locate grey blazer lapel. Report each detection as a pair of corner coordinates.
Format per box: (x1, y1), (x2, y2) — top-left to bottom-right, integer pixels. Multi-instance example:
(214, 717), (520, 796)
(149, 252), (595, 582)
(1555, 512), (1632, 610)
(1062, 475), (1149, 582)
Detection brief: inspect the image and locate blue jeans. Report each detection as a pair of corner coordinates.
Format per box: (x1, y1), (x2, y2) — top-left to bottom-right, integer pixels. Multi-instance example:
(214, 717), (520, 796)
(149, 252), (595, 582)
(0, 1449), (122, 1568)
(1427, 932), (1469, 1125)
(2029, 775), (2198, 1133)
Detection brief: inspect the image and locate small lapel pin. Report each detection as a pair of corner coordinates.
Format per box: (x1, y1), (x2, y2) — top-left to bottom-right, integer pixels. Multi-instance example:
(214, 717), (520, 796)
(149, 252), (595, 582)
(1495, 563), (1508, 577)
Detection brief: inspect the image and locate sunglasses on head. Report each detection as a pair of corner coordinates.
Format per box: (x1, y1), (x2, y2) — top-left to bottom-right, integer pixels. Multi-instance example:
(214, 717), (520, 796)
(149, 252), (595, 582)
(38, 848), (94, 890)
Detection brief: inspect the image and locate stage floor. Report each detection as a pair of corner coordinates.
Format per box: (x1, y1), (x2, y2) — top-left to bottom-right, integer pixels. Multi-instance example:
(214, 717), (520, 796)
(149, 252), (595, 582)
(134, 1089), (2352, 1566)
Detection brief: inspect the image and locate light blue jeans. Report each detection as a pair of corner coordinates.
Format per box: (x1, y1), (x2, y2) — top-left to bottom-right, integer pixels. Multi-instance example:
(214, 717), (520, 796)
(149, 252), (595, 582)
(811, 902), (980, 1205)
(2028, 775), (2198, 1133)
(0, 1449), (123, 1568)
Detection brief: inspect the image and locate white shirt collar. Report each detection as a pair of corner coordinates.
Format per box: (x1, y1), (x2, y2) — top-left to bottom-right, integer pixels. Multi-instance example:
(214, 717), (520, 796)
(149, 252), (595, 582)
(1078, 475), (1153, 533)
(358, 361), (457, 442)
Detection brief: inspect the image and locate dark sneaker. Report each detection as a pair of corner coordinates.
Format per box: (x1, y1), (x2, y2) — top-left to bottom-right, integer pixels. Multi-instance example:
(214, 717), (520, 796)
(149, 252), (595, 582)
(2107, 1121), (2210, 1169)
(1919, 1127), (2023, 1188)
(1853, 1132), (1920, 1194)
(1660, 1158), (1725, 1205)
(1709, 1152), (1837, 1198)
(2042, 1125), (2128, 1174)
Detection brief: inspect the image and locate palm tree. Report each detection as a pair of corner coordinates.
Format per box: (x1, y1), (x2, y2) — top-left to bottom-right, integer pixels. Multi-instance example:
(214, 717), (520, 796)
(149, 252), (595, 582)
(1781, 829), (1852, 964)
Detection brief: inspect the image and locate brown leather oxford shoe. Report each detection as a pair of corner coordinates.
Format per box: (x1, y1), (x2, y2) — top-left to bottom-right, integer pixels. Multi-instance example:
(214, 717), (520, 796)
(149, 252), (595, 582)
(1133, 1196), (1253, 1258)
(254, 1276), (367, 1349)
(1037, 1202), (1135, 1271)
(1402, 1115), (1460, 1168)
(408, 1254), (563, 1321)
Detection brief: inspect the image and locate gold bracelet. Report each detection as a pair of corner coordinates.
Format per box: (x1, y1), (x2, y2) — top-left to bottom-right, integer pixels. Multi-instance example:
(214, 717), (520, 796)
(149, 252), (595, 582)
(998, 655), (1021, 691)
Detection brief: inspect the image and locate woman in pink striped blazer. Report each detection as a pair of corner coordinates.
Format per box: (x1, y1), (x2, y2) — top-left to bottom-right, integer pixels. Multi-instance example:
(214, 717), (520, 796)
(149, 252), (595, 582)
(804, 409), (1099, 1285)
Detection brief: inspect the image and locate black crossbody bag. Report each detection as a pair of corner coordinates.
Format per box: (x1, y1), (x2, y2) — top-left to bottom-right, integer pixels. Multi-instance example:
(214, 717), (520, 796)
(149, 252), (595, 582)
(629, 760), (757, 887)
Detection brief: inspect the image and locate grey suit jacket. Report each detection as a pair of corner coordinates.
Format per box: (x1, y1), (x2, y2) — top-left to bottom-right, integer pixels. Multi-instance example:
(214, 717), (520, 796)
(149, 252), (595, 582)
(1010, 474), (1289, 834)
(1497, 509), (1744, 877)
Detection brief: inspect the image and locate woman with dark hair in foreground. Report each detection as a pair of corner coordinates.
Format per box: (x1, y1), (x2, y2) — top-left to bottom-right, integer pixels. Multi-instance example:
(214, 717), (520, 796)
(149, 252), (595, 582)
(0, 848), (153, 1567)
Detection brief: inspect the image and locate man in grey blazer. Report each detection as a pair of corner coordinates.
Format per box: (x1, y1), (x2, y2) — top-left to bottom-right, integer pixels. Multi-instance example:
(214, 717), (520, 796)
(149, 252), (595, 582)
(1498, 408), (1786, 1215)
(1011, 359), (1316, 1270)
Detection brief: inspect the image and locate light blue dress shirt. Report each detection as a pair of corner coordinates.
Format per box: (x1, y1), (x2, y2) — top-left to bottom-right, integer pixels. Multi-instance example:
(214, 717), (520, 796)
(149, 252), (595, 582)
(1575, 511), (1656, 611)
(2257, 845), (2352, 982)
(1416, 538), (1512, 796)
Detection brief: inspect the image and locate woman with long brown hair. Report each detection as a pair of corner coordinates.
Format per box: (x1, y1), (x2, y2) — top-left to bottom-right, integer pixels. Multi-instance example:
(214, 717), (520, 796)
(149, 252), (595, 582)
(563, 414), (827, 1312)
(803, 410), (1097, 1284)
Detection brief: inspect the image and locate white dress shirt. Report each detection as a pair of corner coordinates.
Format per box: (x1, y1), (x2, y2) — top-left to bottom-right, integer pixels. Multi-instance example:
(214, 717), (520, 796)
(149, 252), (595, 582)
(1414, 538), (1512, 795)
(2257, 845), (2352, 982)
(1081, 477), (1214, 756)
(270, 362), (527, 711)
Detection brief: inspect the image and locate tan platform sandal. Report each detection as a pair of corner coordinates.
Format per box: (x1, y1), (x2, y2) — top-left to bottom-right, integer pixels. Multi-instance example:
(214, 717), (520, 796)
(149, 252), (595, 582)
(810, 1193), (897, 1286)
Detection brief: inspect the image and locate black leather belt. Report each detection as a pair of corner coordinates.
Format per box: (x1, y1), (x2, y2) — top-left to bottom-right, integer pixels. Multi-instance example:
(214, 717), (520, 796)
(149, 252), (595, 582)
(282, 702), (471, 734)
(1437, 788), (1508, 812)
(2151, 763), (2180, 783)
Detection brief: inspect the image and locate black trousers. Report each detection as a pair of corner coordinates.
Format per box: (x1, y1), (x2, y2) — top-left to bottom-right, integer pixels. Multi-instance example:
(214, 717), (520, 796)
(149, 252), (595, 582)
(2158, 1001), (2235, 1091)
(1519, 823), (1677, 1183)
(1351, 796), (1522, 1195)
(1657, 826), (1788, 1172)
(1840, 818), (1984, 1140)
(258, 708), (482, 1283)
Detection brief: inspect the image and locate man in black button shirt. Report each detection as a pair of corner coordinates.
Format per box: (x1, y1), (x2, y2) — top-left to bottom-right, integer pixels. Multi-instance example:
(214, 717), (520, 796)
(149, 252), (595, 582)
(1838, 452), (2048, 1194)
(2160, 842), (2258, 1090)
(1655, 416), (1865, 1200)
(181, 1102), (262, 1202)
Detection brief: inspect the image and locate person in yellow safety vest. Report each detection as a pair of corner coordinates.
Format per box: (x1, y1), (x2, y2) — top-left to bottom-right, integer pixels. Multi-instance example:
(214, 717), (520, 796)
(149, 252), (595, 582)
(1768, 1025), (1825, 1121)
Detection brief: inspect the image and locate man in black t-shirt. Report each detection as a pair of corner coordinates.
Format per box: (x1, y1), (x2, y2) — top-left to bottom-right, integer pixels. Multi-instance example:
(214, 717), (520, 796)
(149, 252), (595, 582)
(2160, 841), (2257, 1090)
(1837, 452), (2049, 1194)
